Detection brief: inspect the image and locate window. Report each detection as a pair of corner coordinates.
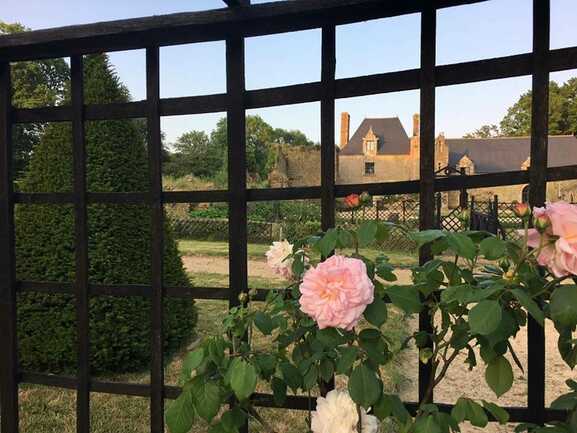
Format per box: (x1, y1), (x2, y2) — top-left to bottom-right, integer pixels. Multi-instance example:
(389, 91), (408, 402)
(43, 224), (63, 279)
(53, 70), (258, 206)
(364, 161), (375, 176)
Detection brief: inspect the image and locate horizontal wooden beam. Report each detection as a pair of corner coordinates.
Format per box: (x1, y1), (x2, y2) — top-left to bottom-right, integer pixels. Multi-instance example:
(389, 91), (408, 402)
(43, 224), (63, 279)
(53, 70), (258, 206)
(16, 372), (567, 422)
(0, 0), (491, 62)
(12, 164), (577, 206)
(12, 46), (577, 124)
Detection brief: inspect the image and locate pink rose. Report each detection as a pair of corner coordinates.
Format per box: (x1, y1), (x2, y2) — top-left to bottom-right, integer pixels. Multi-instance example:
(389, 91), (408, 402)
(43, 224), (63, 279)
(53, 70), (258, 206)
(299, 255), (374, 330)
(526, 201), (577, 277)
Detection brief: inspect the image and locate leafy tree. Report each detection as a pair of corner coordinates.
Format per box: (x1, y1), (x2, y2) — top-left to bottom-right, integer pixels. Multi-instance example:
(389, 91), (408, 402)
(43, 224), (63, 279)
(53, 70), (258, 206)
(15, 54), (196, 374)
(1, 22), (70, 178)
(272, 128), (316, 147)
(165, 130), (223, 178)
(499, 80), (576, 136)
(463, 124), (501, 138)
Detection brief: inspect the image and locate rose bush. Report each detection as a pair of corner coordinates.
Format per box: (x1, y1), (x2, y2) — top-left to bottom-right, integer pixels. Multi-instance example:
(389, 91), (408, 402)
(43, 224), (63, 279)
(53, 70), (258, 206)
(166, 198), (577, 433)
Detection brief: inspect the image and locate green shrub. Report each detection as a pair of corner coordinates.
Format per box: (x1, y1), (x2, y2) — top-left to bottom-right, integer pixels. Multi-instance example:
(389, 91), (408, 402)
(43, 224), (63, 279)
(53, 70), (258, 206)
(15, 54), (196, 374)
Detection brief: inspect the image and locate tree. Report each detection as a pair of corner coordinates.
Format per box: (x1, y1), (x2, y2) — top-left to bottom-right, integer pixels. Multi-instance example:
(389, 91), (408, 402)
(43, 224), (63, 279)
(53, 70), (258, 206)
(15, 54), (196, 374)
(1, 22), (70, 178)
(165, 130), (224, 178)
(463, 124), (501, 139)
(499, 80), (577, 136)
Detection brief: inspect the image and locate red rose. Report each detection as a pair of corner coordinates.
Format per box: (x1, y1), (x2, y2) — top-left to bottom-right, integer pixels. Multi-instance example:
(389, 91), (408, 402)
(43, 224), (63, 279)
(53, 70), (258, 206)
(343, 194), (360, 209)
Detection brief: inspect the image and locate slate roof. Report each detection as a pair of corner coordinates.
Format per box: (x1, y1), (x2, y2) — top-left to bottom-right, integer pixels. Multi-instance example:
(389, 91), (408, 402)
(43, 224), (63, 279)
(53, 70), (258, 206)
(339, 117), (410, 155)
(447, 135), (577, 173)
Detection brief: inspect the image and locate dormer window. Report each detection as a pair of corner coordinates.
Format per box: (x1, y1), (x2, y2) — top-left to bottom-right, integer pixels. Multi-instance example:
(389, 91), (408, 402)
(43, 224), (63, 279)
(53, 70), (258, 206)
(362, 126), (379, 156)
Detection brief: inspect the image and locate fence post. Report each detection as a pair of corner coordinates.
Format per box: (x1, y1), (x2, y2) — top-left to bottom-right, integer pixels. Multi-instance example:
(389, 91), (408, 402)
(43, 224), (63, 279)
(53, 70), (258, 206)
(470, 196), (476, 230)
(459, 167), (468, 208)
(376, 200), (380, 222)
(435, 193), (442, 229)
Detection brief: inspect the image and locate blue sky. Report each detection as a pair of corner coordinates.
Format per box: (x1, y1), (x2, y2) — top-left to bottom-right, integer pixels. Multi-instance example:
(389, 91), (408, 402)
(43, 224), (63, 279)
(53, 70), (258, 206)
(3, 0), (577, 145)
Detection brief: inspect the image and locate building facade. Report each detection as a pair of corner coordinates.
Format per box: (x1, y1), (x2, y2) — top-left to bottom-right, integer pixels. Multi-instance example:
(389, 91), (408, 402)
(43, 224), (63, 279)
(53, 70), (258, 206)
(269, 113), (577, 207)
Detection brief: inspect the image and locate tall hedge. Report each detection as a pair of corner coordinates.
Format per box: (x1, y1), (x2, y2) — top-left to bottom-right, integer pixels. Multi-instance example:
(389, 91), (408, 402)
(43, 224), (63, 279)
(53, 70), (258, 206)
(15, 55), (197, 374)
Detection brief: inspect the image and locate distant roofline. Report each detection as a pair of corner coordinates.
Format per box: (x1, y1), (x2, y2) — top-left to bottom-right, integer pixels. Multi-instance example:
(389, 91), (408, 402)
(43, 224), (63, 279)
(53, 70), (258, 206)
(446, 134), (577, 140)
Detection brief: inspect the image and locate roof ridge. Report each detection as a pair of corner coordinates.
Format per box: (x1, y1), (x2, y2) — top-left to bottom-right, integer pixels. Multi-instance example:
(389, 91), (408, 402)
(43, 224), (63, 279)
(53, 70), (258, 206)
(447, 134), (577, 140)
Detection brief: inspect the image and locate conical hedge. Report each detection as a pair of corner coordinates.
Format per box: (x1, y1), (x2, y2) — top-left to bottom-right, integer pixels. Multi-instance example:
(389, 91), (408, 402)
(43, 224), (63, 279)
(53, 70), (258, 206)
(16, 55), (197, 374)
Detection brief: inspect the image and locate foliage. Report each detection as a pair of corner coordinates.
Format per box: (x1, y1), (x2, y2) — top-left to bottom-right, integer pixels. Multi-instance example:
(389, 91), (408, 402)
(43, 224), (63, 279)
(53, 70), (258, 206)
(166, 207), (577, 432)
(467, 78), (577, 138)
(463, 124), (501, 139)
(15, 54), (196, 374)
(164, 131), (224, 178)
(1, 22), (70, 179)
(164, 115), (317, 182)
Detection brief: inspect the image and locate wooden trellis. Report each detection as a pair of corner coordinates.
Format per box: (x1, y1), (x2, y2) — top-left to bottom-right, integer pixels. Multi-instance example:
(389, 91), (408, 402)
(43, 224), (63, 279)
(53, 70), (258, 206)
(0, 1), (576, 432)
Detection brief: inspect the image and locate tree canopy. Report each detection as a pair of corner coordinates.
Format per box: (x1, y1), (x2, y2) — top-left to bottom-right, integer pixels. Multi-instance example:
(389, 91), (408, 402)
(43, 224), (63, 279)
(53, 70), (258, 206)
(165, 114), (317, 182)
(1, 22), (70, 178)
(465, 78), (577, 138)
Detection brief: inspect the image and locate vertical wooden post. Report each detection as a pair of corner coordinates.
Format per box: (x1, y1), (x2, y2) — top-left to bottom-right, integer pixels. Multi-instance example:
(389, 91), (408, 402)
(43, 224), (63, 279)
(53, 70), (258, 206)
(528, 0), (550, 425)
(226, 34), (248, 433)
(0, 61), (19, 433)
(418, 1), (437, 404)
(71, 55), (90, 433)
(147, 46), (165, 433)
(320, 23), (336, 396)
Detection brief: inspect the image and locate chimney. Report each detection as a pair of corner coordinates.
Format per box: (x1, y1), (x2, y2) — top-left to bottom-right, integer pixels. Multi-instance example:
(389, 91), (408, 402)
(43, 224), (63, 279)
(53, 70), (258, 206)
(413, 113), (420, 137)
(340, 112), (350, 147)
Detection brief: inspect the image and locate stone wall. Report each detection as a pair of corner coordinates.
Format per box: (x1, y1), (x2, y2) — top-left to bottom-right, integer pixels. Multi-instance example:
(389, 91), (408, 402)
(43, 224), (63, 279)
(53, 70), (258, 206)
(268, 145), (322, 187)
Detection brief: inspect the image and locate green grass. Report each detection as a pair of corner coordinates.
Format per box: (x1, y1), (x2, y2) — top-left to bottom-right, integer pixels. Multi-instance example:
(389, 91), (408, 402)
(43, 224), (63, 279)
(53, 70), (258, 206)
(178, 240), (418, 268)
(188, 272), (284, 289)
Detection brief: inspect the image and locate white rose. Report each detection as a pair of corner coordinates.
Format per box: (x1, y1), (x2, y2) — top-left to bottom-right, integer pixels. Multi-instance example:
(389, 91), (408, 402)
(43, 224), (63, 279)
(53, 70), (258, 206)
(265, 240), (294, 279)
(311, 390), (380, 433)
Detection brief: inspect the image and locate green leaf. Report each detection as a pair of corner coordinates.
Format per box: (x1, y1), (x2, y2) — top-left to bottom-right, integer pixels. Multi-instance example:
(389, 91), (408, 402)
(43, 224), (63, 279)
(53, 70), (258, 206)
(363, 297), (388, 327)
(348, 363), (382, 408)
(335, 346), (358, 374)
(485, 356), (514, 398)
(221, 407), (247, 433)
(480, 236), (506, 260)
(511, 289), (544, 326)
(452, 398), (488, 428)
(230, 359), (257, 401)
(190, 377), (221, 422)
(271, 377), (287, 406)
(280, 362), (302, 391)
(181, 348), (205, 382)
(447, 232), (477, 260)
(254, 311), (273, 335)
(409, 230), (446, 246)
(386, 285), (423, 314)
(319, 358), (335, 383)
(317, 229), (338, 258)
(551, 285), (577, 327)
(358, 221), (378, 247)
(469, 300), (502, 335)
(414, 415), (441, 433)
(482, 401), (510, 425)
(337, 229), (354, 248)
(166, 389), (195, 433)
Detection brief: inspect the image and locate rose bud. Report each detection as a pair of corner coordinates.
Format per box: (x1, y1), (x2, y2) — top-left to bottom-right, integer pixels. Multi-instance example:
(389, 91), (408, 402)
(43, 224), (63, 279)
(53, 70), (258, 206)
(534, 214), (551, 233)
(513, 202), (531, 219)
(238, 292), (248, 304)
(359, 191), (372, 205)
(343, 194), (360, 209)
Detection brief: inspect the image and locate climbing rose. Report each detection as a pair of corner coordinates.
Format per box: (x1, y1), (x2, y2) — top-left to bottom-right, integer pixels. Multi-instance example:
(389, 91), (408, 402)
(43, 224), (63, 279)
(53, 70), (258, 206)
(311, 390), (379, 433)
(265, 240), (294, 279)
(299, 255), (374, 330)
(343, 194), (361, 209)
(526, 201), (577, 277)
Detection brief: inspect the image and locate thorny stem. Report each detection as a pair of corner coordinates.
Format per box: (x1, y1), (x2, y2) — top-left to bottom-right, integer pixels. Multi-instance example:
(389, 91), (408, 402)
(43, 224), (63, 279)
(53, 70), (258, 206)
(357, 404), (363, 433)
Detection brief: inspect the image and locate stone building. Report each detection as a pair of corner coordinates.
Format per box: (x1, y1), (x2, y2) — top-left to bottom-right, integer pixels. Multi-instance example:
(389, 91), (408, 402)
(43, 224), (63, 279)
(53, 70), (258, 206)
(337, 112), (577, 207)
(268, 112), (577, 207)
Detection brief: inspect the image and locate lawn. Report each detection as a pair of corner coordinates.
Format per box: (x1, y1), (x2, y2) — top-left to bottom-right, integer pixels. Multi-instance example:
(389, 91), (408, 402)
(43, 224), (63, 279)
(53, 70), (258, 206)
(178, 239), (418, 268)
(17, 240), (416, 433)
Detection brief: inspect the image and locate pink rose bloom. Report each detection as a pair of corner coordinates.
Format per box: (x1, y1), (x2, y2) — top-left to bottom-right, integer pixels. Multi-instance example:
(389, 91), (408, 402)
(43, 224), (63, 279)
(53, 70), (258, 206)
(299, 255), (374, 330)
(526, 201), (577, 277)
